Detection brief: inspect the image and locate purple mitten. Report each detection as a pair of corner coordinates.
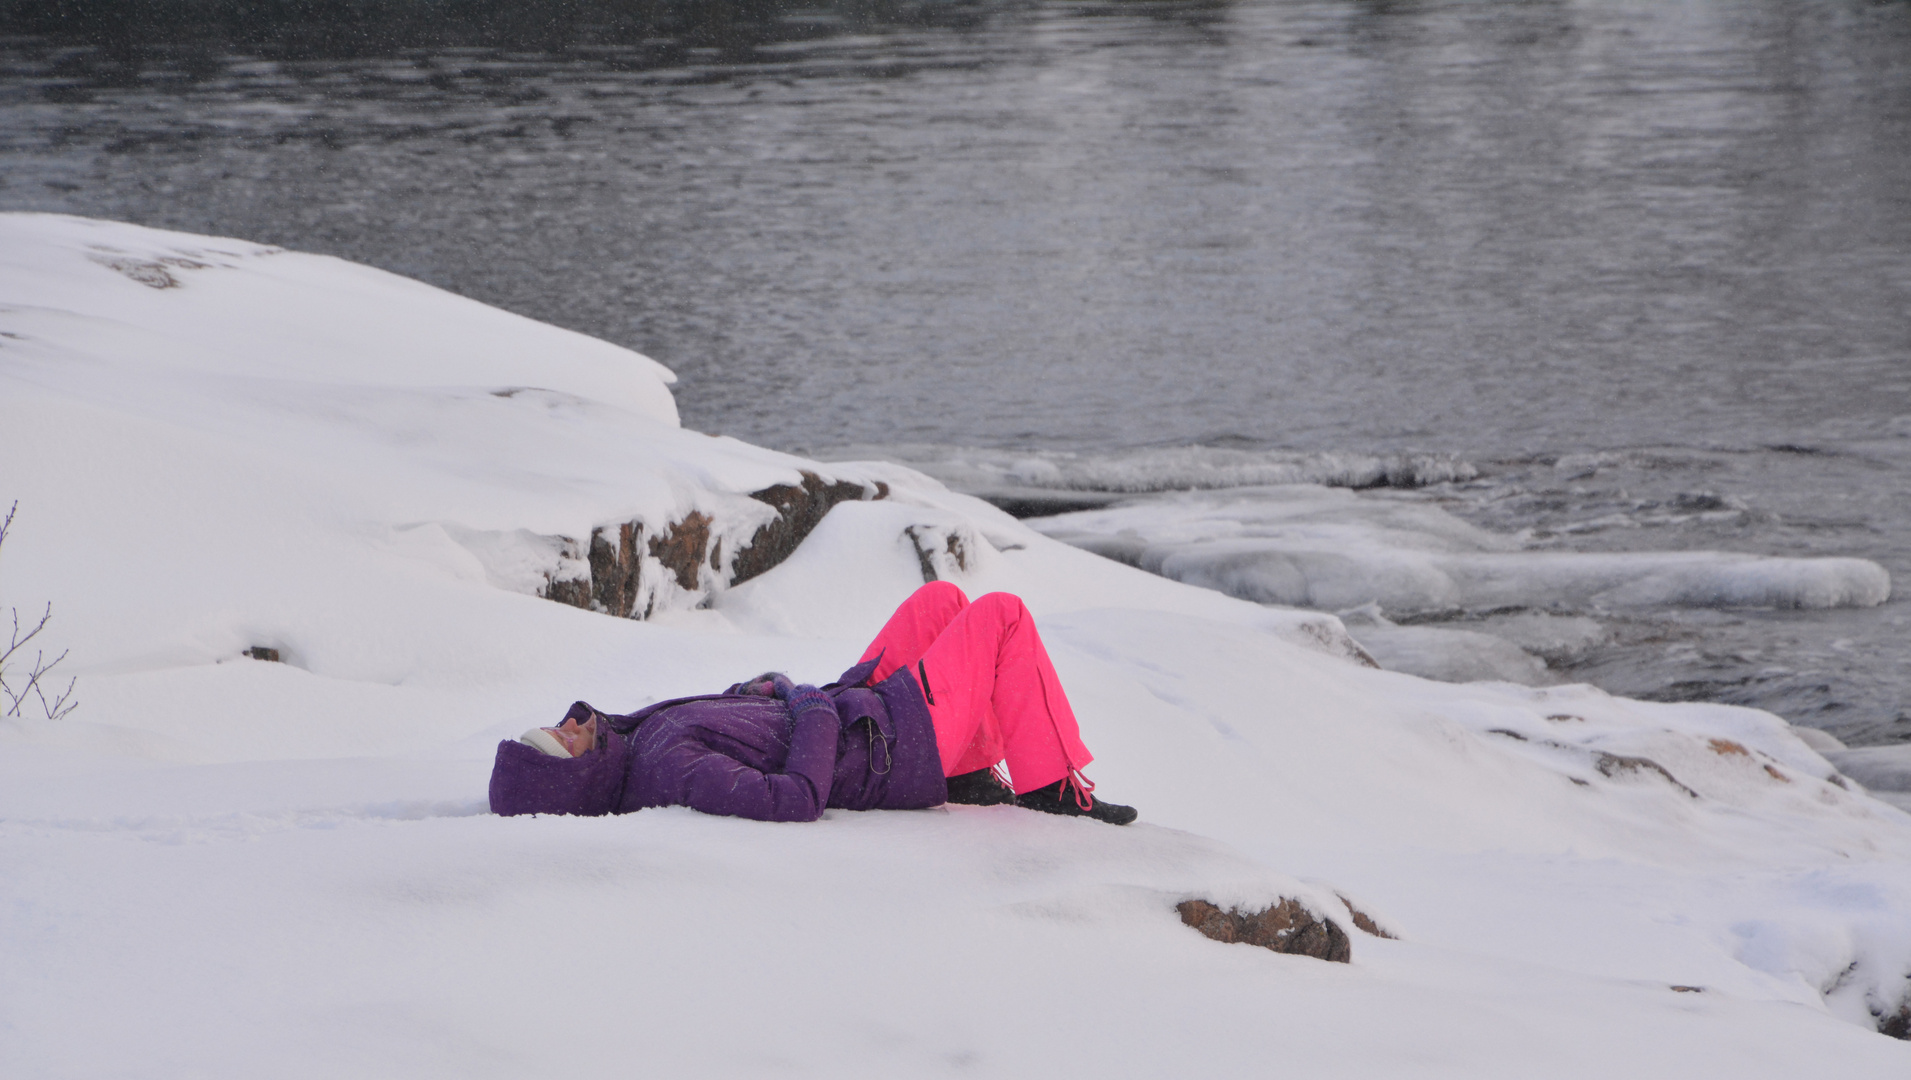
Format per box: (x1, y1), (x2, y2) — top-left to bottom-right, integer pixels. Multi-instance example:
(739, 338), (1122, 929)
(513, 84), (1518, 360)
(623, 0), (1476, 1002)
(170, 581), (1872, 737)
(783, 684), (835, 720)
(726, 672), (795, 698)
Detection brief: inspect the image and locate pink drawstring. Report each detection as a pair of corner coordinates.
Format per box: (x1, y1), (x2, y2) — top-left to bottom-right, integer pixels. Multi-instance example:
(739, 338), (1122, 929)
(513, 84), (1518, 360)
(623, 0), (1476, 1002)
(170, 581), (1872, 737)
(1061, 767), (1096, 811)
(1033, 651), (1095, 811)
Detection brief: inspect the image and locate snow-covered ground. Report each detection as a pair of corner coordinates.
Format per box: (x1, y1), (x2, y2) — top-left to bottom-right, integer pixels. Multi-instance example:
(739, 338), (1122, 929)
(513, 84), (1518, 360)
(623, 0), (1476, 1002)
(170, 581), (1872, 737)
(3, 214), (1909, 1076)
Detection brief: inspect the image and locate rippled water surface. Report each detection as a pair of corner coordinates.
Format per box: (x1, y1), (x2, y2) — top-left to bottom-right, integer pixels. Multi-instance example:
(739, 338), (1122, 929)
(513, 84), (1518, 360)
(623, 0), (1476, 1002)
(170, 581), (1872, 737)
(3, 0), (1908, 739)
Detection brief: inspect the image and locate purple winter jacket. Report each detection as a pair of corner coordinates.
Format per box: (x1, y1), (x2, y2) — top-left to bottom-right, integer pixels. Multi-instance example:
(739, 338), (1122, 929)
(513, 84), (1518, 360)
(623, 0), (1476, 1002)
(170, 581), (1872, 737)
(488, 657), (947, 822)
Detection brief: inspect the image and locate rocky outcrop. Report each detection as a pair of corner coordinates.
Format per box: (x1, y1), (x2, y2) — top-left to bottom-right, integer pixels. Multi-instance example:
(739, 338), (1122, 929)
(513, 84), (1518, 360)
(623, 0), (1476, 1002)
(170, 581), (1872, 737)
(1298, 619), (1380, 668)
(86, 250), (210, 289)
(539, 470), (886, 618)
(586, 522), (643, 616)
(1336, 894), (1396, 939)
(1487, 727), (1704, 800)
(1594, 751), (1700, 798)
(1879, 1003), (1911, 1040)
(543, 570), (592, 609)
(1706, 738), (1791, 781)
(905, 523), (976, 584)
(730, 471), (885, 586)
(1176, 898), (1352, 963)
(650, 511), (713, 592)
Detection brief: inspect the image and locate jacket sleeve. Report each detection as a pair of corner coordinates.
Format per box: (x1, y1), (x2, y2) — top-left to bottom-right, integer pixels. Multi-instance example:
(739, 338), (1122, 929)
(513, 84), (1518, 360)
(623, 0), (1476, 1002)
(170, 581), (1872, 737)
(680, 692), (840, 822)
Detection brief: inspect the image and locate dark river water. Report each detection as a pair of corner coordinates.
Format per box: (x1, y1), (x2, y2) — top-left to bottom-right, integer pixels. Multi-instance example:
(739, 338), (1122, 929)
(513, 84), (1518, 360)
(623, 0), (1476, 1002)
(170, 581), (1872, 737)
(4, 0), (1909, 742)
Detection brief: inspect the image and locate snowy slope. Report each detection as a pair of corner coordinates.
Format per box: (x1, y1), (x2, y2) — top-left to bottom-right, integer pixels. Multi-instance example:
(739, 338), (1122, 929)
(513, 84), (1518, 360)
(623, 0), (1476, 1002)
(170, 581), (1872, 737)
(3, 215), (1909, 1077)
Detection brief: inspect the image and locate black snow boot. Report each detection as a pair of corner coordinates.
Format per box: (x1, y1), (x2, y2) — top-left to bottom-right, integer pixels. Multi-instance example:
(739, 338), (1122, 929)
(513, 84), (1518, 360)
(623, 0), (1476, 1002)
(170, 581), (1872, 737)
(1016, 778), (1138, 826)
(944, 767), (1017, 806)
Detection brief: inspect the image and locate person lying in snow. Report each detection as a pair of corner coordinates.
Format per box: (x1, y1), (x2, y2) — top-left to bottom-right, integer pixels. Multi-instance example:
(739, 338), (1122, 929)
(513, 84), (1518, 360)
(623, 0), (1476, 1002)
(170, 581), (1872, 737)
(489, 581), (1138, 825)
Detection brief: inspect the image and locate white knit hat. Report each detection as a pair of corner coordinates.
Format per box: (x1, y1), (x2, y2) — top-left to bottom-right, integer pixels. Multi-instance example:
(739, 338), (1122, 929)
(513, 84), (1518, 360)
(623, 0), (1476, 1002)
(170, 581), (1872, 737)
(518, 727), (571, 758)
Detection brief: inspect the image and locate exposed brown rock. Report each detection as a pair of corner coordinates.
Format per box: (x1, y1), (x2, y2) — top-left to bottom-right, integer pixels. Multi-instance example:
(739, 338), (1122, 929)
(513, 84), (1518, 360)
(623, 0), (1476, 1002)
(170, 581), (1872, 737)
(244, 646), (280, 662)
(1335, 894), (1396, 939)
(1478, 730), (1703, 800)
(649, 511), (712, 592)
(541, 512), (711, 614)
(906, 525), (940, 583)
(1879, 1004), (1911, 1040)
(536, 470), (884, 619)
(944, 531), (968, 572)
(541, 536), (592, 609)
(730, 471), (884, 586)
(1669, 985), (1704, 994)
(904, 523), (984, 584)
(1176, 898), (1351, 963)
(588, 521), (643, 617)
(543, 573), (591, 609)
(1708, 741), (1793, 782)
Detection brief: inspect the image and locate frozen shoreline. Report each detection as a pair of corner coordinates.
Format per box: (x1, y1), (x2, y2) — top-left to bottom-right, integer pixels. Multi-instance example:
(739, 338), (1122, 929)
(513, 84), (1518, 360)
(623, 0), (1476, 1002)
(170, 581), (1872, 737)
(5, 215), (1911, 1074)
(821, 441), (1911, 747)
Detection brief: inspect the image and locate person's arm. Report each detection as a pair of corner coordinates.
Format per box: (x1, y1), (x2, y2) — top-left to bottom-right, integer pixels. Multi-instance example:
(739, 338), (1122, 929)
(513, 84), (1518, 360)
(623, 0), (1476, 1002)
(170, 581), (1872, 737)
(679, 685), (840, 822)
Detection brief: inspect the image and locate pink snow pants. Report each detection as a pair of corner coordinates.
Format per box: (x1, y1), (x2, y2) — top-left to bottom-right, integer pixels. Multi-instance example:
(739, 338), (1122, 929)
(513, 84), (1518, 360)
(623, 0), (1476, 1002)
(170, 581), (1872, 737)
(858, 582), (1093, 795)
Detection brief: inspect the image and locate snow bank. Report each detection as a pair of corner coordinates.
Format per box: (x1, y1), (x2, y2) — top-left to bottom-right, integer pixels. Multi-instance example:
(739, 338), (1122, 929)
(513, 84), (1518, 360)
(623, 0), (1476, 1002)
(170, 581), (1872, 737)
(5, 216), (1911, 1075)
(1033, 485), (1892, 612)
(0, 213), (682, 425)
(1337, 604), (1553, 685)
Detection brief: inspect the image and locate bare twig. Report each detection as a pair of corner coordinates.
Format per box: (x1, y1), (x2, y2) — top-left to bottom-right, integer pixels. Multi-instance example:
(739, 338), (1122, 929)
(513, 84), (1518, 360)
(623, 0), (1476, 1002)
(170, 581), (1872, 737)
(39, 672), (78, 720)
(0, 502), (78, 721)
(2, 602), (53, 666)
(4, 645), (72, 719)
(10, 647), (77, 721)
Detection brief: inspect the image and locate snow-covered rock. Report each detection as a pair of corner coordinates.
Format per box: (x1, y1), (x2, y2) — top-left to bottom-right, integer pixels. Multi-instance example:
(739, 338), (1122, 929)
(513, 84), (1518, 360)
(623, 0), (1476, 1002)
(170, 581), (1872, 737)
(1828, 745), (1911, 815)
(1793, 725), (1850, 755)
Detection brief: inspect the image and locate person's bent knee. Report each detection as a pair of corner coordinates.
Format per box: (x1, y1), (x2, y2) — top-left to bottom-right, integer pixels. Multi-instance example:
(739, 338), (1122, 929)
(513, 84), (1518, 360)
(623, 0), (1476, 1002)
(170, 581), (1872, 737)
(913, 581), (963, 607)
(971, 591), (1030, 622)
(914, 580), (971, 608)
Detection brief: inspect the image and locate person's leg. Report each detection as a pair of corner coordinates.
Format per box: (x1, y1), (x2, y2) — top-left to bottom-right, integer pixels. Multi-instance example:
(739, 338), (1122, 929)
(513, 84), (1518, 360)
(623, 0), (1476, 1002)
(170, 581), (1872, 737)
(916, 592), (1092, 795)
(859, 580), (969, 682)
(861, 582), (1005, 774)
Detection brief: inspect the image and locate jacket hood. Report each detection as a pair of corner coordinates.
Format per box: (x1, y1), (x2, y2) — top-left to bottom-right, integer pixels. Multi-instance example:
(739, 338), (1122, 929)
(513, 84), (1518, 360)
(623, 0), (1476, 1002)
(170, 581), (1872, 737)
(489, 702), (632, 817)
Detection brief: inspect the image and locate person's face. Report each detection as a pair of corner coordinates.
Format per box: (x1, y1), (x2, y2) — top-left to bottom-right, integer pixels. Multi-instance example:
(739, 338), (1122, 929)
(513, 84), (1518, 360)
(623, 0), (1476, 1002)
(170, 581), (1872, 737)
(543, 715), (598, 758)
